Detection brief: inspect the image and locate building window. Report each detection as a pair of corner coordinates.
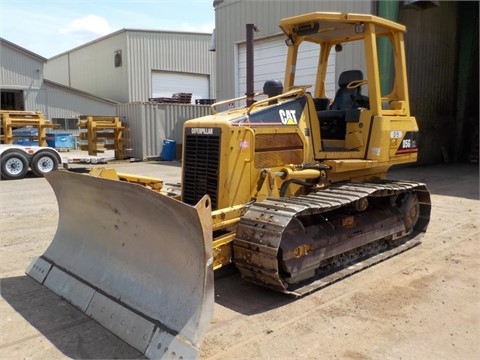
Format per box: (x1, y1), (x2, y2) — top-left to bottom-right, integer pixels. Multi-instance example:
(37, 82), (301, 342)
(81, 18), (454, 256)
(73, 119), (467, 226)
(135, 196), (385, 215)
(52, 118), (78, 131)
(1, 90), (25, 110)
(114, 50), (122, 67)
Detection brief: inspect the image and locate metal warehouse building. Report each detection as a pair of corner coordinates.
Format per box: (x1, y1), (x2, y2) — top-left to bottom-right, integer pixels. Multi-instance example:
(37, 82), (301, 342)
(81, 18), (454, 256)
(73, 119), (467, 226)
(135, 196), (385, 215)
(0, 38), (117, 121)
(2, 30), (217, 159)
(45, 29), (216, 104)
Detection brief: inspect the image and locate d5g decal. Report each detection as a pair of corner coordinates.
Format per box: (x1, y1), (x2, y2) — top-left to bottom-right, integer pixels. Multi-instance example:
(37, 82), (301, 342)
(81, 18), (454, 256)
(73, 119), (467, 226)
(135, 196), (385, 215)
(396, 131), (419, 154)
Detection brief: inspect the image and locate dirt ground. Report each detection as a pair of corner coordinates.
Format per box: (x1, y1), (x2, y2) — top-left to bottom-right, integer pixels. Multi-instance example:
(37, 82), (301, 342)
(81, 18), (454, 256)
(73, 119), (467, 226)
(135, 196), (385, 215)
(0, 155), (479, 360)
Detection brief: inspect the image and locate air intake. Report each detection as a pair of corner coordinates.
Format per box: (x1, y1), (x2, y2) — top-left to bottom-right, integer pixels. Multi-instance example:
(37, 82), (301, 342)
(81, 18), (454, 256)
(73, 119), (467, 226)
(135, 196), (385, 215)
(182, 127), (221, 209)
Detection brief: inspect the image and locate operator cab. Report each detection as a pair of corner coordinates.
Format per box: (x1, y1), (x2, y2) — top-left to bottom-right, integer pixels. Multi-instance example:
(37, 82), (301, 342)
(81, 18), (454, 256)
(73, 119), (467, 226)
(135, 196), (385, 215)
(279, 12), (412, 158)
(316, 70), (369, 141)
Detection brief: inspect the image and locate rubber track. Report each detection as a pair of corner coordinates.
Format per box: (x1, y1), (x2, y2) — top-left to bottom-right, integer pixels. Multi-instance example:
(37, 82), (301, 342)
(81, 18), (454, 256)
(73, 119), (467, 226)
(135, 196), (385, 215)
(233, 180), (431, 296)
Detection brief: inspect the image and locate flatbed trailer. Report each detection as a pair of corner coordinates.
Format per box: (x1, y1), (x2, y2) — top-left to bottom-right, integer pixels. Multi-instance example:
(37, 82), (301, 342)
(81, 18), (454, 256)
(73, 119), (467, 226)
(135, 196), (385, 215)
(0, 144), (62, 180)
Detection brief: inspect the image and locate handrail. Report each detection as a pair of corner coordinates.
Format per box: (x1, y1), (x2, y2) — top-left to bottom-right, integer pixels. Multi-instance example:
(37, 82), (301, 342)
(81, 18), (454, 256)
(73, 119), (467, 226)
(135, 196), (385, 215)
(246, 86), (308, 115)
(210, 93), (262, 115)
(210, 86), (309, 116)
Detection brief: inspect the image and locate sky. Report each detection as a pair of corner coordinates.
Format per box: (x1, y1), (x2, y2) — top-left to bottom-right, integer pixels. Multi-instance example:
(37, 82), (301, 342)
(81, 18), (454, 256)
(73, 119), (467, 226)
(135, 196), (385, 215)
(0, 0), (215, 58)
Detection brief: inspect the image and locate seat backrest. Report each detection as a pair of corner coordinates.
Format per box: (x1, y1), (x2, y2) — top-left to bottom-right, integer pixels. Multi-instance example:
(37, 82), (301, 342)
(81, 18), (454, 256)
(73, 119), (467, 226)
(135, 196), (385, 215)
(329, 70), (363, 110)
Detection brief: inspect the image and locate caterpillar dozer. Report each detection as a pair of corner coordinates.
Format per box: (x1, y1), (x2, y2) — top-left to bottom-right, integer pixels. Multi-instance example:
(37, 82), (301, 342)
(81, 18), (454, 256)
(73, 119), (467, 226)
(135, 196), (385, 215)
(27, 12), (431, 359)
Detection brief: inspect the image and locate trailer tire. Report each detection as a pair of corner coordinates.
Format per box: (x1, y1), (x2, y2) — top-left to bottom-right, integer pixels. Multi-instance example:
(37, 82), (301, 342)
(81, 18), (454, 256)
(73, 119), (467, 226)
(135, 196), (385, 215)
(1, 151), (29, 180)
(31, 151), (59, 177)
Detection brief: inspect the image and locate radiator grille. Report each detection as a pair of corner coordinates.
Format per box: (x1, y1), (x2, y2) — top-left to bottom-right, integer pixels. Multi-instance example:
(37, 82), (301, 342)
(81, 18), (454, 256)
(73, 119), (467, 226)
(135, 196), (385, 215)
(182, 129), (220, 209)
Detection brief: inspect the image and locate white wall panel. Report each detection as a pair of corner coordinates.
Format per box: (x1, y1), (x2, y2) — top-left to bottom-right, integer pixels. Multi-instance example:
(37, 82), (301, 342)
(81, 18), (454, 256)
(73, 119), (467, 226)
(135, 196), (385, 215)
(151, 71), (210, 102)
(237, 35), (336, 98)
(1, 40), (45, 89)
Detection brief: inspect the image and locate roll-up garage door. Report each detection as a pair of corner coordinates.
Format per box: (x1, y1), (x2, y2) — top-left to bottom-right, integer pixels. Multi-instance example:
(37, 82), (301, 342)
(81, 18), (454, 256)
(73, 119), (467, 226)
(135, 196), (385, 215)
(237, 35), (336, 98)
(152, 71), (210, 103)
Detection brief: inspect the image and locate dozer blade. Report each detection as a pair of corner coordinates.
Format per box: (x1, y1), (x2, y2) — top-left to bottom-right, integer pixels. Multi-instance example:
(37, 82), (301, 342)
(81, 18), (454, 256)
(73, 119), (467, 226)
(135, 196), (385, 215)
(26, 170), (214, 359)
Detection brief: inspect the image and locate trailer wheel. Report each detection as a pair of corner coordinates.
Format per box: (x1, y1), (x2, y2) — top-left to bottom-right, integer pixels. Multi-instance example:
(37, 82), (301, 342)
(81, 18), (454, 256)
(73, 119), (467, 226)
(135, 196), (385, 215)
(1, 151), (29, 180)
(31, 151), (59, 177)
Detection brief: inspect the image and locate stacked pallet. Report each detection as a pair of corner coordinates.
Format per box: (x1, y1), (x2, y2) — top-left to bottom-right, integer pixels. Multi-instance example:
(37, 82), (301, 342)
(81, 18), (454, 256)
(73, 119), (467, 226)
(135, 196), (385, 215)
(195, 99), (216, 105)
(148, 93), (193, 104)
(148, 97), (174, 103)
(171, 93), (192, 104)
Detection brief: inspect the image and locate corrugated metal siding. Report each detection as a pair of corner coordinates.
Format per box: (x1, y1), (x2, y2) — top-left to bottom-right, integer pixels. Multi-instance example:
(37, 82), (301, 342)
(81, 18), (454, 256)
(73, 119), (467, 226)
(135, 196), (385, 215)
(214, 0), (373, 101)
(43, 55), (71, 86)
(1, 41), (44, 89)
(47, 128), (82, 138)
(45, 32), (129, 102)
(126, 31), (215, 102)
(116, 103), (211, 159)
(69, 32), (129, 103)
(237, 35), (337, 97)
(399, 2), (459, 164)
(43, 83), (117, 119)
(400, 3), (457, 118)
(24, 88), (47, 114)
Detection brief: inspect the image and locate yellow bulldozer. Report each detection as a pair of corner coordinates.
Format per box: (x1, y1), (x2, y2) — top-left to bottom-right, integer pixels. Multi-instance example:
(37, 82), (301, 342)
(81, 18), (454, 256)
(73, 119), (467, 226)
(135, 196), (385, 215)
(27, 12), (431, 359)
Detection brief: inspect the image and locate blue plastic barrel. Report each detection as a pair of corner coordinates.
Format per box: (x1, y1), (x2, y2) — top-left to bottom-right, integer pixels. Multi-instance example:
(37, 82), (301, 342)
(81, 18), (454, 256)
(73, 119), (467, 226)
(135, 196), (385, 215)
(160, 139), (176, 161)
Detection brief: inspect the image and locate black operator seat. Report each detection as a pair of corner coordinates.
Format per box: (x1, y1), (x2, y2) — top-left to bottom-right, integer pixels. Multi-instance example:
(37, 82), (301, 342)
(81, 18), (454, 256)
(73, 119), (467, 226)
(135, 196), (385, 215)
(316, 70), (368, 140)
(330, 70), (364, 111)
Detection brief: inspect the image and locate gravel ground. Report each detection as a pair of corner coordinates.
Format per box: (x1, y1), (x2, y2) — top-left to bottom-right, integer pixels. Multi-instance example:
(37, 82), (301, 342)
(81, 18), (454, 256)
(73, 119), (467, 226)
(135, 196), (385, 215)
(0, 158), (478, 360)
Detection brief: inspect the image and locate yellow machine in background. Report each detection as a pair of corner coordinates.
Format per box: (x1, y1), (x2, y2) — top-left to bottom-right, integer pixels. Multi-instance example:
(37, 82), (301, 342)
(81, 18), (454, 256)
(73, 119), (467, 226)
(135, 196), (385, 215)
(77, 115), (127, 160)
(28, 12), (431, 359)
(0, 110), (57, 146)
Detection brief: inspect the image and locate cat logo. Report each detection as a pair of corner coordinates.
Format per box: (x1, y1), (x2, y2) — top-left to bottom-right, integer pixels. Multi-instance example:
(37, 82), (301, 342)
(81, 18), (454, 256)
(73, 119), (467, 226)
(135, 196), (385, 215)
(190, 128), (214, 135)
(279, 109), (298, 125)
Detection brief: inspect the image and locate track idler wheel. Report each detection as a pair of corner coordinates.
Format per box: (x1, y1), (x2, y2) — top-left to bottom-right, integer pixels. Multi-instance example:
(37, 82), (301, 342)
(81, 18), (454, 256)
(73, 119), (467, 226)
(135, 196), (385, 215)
(398, 192), (420, 233)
